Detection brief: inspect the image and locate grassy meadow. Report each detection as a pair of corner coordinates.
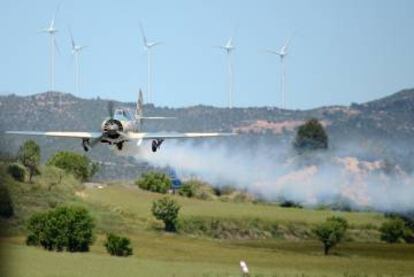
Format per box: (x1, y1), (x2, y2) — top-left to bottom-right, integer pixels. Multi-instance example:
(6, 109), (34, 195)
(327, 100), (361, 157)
(1, 164), (414, 277)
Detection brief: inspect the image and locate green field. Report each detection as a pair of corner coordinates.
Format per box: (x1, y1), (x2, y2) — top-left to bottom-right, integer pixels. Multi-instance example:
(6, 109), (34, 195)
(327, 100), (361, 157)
(1, 166), (414, 277)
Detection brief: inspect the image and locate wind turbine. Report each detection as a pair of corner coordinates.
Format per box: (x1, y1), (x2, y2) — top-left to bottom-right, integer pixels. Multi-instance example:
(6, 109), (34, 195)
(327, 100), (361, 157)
(69, 28), (87, 94)
(139, 22), (162, 103)
(40, 4), (61, 92)
(217, 36), (235, 109)
(266, 37), (291, 109)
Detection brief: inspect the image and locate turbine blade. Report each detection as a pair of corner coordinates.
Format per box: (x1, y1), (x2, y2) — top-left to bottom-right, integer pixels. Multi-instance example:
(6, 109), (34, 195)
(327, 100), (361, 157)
(51, 2), (61, 29)
(139, 21), (147, 46)
(150, 41), (162, 48)
(264, 49), (279, 55)
(68, 26), (75, 50)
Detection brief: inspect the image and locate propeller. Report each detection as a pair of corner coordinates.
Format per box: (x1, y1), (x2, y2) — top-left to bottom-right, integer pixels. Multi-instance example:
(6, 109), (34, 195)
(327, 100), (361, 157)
(107, 101), (114, 118)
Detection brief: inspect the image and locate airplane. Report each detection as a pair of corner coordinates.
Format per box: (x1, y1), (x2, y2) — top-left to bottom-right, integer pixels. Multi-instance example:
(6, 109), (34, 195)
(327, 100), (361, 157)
(5, 91), (235, 152)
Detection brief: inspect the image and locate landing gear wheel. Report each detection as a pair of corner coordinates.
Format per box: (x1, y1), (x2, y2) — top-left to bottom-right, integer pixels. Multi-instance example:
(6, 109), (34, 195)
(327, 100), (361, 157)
(82, 139), (90, 152)
(116, 142), (123, 151)
(151, 139), (164, 152)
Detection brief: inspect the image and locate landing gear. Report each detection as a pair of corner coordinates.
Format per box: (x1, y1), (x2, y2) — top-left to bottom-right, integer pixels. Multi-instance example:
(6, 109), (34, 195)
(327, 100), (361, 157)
(82, 139), (90, 152)
(116, 142), (124, 151)
(151, 139), (164, 152)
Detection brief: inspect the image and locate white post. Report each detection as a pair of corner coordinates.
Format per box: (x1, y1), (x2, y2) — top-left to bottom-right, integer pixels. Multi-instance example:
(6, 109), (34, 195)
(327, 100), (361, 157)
(240, 260), (249, 276)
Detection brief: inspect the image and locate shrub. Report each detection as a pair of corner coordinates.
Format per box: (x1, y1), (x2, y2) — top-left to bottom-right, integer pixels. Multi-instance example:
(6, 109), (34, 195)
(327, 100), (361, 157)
(47, 151), (98, 181)
(136, 171), (171, 194)
(380, 217), (412, 243)
(313, 216), (348, 255)
(104, 233), (133, 257)
(293, 118), (328, 153)
(0, 185), (14, 218)
(152, 197), (180, 232)
(212, 185), (236, 197)
(279, 200), (303, 208)
(178, 181), (198, 198)
(26, 206), (95, 252)
(7, 163), (26, 182)
(18, 140), (40, 182)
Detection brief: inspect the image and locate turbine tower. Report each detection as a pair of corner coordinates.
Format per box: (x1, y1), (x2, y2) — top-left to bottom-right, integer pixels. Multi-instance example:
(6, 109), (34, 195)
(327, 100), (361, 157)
(139, 22), (161, 103)
(266, 38), (290, 109)
(41, 4), (61, 92)
(217, 36), (235, 109)
(70, 28), (87, 94)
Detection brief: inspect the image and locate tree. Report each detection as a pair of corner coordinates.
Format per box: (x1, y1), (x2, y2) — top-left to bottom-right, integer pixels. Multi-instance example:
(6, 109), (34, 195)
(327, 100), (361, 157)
(313, 216), (348, 255)
(0, 185), (14, 218)
(26, 206), (95, 252)
(104, 233), (133, 257)
(7, 163), (26, 182)
(294, 119), (328, 153)
(136, 171), (171, 194)
(18, 140), (40, 182)
(151, 197), (180, 232)
(47, 151), (98, 181)
(380, 217), (412, 243)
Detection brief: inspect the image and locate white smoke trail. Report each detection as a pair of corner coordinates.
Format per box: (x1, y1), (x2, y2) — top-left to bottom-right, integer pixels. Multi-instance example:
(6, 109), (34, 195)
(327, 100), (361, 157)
(123, 140), (414, 212)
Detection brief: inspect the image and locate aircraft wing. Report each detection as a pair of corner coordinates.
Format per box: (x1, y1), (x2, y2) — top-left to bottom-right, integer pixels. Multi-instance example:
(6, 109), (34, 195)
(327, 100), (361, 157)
(5, 131), (102, 139)
(124, 132), (235, 140)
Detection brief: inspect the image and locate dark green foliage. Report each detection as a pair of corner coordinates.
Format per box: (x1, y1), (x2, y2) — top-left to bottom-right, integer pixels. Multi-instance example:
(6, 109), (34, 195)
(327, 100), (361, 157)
(294, 118), (328, 153)
(136, 171), (171, 194)
(178, 181), (198, 198)
(380, 217), (412, 243)
(26, 206), (95, 252)
(18, 140), (41, 182)
(212, 185), (236, 197)
(7, 163), (26, 182)
(178, 217), (280, 240)
(384, 213), (414, 243)
(313, 216), (348, 255)
(0, 185), (14, 218)
(104, 233), (133, 257)
(151, 197), (180, 232)
(279, 200), (303, 208)
(47, 151), (98, 181)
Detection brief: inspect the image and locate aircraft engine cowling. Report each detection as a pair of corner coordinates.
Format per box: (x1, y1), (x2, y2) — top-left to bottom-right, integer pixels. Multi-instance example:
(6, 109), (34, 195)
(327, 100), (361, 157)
(102, 119), (123, 139)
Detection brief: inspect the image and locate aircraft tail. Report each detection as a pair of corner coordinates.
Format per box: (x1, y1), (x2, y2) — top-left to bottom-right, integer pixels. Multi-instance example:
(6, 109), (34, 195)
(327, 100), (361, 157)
(135, 89), (175, 126)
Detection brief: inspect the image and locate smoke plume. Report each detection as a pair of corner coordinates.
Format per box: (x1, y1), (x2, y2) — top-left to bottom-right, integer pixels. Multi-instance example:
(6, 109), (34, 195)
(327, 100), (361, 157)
(124, 139), (414, 213)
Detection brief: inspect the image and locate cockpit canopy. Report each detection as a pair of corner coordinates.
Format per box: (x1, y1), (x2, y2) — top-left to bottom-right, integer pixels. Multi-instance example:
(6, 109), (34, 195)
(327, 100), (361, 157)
(114, 108), (134, 121)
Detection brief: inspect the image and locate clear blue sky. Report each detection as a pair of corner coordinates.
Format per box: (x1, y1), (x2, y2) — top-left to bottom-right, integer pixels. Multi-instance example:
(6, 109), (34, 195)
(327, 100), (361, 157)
(1, 0), (413, 109)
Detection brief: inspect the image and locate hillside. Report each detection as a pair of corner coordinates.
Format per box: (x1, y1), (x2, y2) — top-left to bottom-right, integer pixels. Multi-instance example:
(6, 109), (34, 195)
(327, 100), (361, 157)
(1, 88), (414, 179)
(1, 163), (414, 277)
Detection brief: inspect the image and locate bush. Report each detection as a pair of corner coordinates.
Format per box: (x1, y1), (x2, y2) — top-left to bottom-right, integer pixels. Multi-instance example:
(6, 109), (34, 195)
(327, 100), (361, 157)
(178, 181), (198, 198)
(26, 206), (95, 252)
(47, 151), (98, 181)
(104, 233), (133, 257)
(0, 185), (14, 218)
(18, 140), (41, 182)
(279, 200), (303, 208)
(380, 217), (412, 243)
(7, 163), (26, 182)
(294, 118), (328, 153)
(313, 216), (348, 255)
(152, 197), (180, 232)
(136, 171), (171, 194)
(212, 185), (236, 197)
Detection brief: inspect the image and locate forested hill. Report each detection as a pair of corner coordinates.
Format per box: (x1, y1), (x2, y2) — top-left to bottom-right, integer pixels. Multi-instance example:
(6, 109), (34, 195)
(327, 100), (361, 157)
(1, 88), (414, 179)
